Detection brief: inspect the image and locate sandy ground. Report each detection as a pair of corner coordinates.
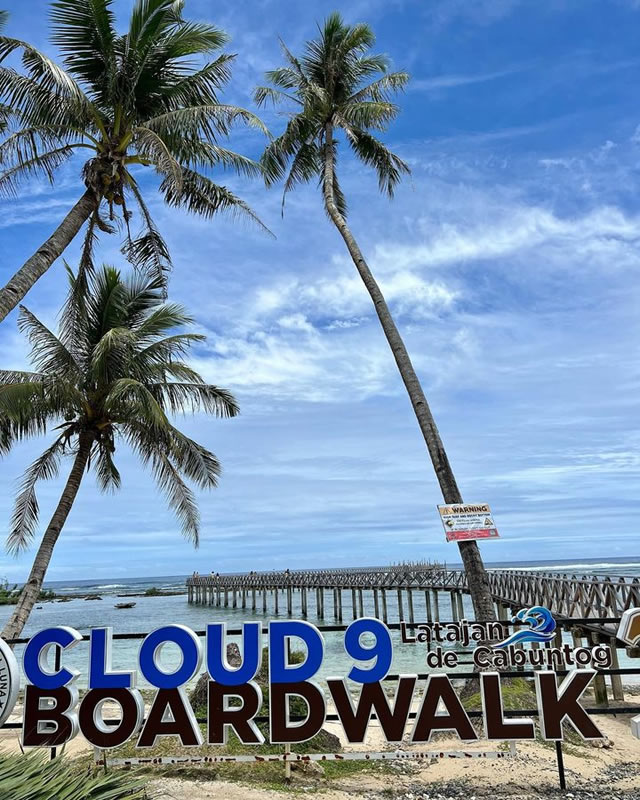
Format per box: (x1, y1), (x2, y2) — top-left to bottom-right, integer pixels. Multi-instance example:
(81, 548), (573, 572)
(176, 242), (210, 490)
(2, 702), (639, 798)
(147, 713), (640, 800)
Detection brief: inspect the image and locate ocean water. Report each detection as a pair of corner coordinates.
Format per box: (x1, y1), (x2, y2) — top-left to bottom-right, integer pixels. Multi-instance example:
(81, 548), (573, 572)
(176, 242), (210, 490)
(1, 556), (638, 689)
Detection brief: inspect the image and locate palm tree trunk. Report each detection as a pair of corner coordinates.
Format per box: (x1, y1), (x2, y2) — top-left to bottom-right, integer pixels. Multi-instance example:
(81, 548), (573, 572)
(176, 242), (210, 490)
(1, 433), (93, 641)
(0, 189), (97, 325)
(322, 123), (496, 622)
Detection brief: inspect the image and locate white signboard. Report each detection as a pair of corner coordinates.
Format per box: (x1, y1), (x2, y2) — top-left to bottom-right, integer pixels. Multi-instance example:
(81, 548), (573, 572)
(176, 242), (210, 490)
(438, 503), (500, 542)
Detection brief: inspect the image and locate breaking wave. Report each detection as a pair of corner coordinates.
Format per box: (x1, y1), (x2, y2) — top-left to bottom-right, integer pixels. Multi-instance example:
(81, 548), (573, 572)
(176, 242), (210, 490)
(494, 606), (557, 649)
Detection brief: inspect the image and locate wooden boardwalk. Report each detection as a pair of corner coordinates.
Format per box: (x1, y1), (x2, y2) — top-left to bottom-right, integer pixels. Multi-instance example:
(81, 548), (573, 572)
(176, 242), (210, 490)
(187, 565), (640, 627)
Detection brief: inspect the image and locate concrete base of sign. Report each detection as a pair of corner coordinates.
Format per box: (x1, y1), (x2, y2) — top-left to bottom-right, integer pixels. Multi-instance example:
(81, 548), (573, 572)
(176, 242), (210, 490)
(95, 748), (514, 767)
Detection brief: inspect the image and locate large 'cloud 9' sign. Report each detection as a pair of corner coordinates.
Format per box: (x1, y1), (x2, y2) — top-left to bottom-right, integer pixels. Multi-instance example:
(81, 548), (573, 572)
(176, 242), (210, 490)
(4, 617), (611, 750)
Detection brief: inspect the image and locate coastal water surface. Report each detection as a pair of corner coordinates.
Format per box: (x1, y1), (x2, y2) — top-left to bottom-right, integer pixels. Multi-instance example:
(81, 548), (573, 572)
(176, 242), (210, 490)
(1, 557), (638, 688)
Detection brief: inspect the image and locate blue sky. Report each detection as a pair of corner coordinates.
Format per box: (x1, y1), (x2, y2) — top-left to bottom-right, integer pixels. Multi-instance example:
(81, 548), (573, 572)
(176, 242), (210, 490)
(1, 0), (640, 581)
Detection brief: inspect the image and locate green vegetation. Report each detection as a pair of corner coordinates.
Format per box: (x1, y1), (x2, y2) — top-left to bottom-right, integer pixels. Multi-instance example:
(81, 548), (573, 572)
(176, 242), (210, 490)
(461, 676), (591, 755)
(0, 580), (55, 605)
(0, 0), (268, 324)
(461, 677), (537, 712)
(256, 12), (496, 621)
(143, 587), (163, 597)
(0, 579), (19, 605)
(103, 650), (391, 789)
(0, 752), (147, 799)
(0, 266), (238, 640)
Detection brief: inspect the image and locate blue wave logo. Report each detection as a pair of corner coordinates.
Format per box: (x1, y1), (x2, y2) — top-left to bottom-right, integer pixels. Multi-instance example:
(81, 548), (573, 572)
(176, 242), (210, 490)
(494, 606), (556, 649)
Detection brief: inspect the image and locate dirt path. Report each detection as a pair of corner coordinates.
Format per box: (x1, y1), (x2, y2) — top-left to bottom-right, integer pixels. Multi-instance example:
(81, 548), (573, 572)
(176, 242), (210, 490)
(147, 714), (640, 800)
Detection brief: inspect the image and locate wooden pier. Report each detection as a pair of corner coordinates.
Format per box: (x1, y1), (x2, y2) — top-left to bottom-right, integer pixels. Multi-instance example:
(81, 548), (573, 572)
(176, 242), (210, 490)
(187, 565), (639, 703)
(187, 564), (640, 625)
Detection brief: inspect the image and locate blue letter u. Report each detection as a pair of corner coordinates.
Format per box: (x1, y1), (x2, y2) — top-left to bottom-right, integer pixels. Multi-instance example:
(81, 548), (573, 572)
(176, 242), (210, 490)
(207, 623), (262, 686)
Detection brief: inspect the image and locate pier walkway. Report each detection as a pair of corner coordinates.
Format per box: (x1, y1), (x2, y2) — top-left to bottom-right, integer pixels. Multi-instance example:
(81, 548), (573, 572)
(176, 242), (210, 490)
(187, 565), (640, 627)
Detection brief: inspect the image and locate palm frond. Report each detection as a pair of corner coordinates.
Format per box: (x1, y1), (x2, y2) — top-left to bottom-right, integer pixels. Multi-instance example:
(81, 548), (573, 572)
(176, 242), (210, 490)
(161, 139), (262, 178)
(150, 447), (200, 544)
(167, 425), (221, 488)
(282, 140), (321, 210)
(17, 305), (80, 378)
(103, 377), (169, 428)
(260, 114), (321, 186)
(253, 85), (301, 107)
(0, 752), (147, 799)
(0, 67), (92, 130)
(93, 440), (121, 492)
(0, 127), (66, 165)
(149, 381), (239, 417)
(50, 0), (117, 86)
(124, 181), (172, 283)
(339, 100), (401, 131)
(125, 421), (200, 544)
(0, 144), (74, 197)
(347, 128), (410, 197)
(158, 55), (234, 109)
(133, 125), (183, 194)
(134, 305), (195, 339)
(258, 16), (409, 205)
(161, 167), (272, 234)
(8, 435), (65, 554)
(347, 71), (410, 104)
(144, 103), (268, 142)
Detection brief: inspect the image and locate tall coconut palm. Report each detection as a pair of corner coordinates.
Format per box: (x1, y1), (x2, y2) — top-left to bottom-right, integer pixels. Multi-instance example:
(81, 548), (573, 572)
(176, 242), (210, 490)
(255, 13), (496, 621)
(0, 265), (238, 640)
(0, 0), (267, 324)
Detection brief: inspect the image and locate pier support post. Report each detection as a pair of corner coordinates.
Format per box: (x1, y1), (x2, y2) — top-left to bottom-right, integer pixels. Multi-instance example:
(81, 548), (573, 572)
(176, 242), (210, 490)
(262, 589), (267, 613)
(275, 588), (279, 615)
(587, 633), (608, 705)
(358, 588), (364, 618)
(432, 590), (440, 621)
(554, 626), (563, 649)
(450, 591), (458, 622)
(351, 588), (357, 619)
(252, 588), (256, 612)
(609, 638), (624, 701)
(397, 588), (404, 623)
(407, 589), (415, 625)
(381, 589), (388, 624)
(374, 589), (380, 619)
(287, 586), (293, 616)
(425, 591), (432, 623)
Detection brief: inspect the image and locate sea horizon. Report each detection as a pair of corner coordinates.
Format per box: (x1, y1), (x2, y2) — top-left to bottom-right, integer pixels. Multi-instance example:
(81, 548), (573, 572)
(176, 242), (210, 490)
(34, 554), (640, 596)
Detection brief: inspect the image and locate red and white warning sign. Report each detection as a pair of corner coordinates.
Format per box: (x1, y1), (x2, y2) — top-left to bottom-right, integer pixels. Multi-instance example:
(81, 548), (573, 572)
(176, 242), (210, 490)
(438, 503), (500, 543)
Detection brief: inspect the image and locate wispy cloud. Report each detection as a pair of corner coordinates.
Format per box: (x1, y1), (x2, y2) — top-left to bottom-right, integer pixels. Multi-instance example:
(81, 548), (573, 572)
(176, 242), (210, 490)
(2, 0), (640, 579)
(412, 66), (528, 92)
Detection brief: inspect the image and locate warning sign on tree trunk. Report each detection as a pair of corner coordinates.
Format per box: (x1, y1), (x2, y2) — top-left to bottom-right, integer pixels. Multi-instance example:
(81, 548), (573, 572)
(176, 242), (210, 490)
(438, 503), (500, 542)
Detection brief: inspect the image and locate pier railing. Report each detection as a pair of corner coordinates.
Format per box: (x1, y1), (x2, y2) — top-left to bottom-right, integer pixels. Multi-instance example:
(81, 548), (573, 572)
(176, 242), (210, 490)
(186, 566), (640, 625)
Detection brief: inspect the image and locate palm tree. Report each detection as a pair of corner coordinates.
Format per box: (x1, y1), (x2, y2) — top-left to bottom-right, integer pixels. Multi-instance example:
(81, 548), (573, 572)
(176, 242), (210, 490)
(255, 13), (496, 621)
(0, 265), (238, 640)
(0, 0), (267, 324)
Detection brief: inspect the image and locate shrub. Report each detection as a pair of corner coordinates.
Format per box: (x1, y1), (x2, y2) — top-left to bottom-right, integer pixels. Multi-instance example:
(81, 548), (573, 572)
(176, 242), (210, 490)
(0, 752), (147, 799)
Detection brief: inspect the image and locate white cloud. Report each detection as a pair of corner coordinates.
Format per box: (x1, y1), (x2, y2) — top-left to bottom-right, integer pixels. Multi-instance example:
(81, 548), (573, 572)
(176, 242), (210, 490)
(412, 66), (528, 92)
